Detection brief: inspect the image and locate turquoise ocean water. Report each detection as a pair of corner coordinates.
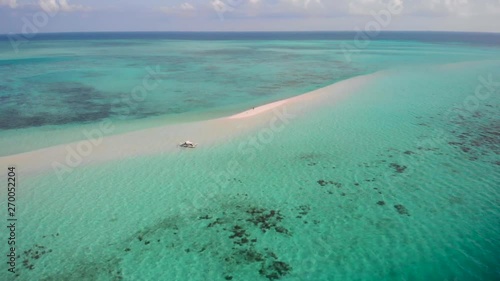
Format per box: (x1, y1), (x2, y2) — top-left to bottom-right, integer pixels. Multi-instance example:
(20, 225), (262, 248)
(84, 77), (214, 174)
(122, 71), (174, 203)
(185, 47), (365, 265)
(0, 32), (499, 280)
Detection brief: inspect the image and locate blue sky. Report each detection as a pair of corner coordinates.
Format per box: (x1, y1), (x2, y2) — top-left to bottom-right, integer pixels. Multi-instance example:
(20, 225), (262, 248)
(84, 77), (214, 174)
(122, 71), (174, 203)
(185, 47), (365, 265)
(1, 0), (499, 34)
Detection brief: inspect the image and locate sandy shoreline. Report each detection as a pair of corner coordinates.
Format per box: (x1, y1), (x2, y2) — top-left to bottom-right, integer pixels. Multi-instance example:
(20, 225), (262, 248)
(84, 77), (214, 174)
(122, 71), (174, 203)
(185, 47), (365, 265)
(228, 100), (289, 119)
(0, 72), (380, 177)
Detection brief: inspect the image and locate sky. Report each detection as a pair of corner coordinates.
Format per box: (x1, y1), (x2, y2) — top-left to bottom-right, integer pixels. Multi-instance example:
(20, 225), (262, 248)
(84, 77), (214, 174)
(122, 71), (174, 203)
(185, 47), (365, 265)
(1, 0), (500, 34)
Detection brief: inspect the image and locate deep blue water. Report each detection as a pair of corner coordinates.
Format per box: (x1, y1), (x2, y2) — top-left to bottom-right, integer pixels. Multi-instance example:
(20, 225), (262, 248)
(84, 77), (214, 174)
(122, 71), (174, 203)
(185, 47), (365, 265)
(1, 31), (500, 46)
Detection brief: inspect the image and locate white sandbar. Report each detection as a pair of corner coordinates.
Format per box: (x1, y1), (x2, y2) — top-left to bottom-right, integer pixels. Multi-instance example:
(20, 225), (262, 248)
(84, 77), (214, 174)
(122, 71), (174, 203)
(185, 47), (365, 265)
(0, 72), (381, 177)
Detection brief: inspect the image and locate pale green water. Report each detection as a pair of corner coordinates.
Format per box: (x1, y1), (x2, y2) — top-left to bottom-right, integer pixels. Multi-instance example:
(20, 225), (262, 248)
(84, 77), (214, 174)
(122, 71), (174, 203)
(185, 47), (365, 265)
(0, 33), (499, 280)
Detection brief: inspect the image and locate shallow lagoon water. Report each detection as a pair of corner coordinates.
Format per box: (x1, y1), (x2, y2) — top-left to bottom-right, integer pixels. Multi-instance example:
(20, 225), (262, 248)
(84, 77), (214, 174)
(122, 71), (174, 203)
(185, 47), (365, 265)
(0, 33), (499, 280)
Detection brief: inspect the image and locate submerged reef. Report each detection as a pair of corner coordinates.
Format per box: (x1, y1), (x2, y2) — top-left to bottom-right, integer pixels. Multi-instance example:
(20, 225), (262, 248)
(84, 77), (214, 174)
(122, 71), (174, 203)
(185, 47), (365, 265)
(394, 204), (410, 216)
(31, 198), (307, 281)
(389, 163), (407, 174)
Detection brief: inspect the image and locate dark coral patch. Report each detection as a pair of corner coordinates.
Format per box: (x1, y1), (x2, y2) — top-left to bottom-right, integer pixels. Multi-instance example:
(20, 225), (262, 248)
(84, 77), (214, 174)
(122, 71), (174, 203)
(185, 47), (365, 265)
(390, 163), (407, 173)
(246, 209), (287, 234)
(259, 260), (292, 280)
(394, 204), (410, 216)
(317, 180), (328, 186)
(317, 180), (342, 187)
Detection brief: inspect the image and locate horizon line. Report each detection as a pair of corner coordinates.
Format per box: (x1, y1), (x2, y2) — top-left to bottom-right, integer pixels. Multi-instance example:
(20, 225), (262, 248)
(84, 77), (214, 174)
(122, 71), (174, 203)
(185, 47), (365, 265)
(1, 30), (500, 36)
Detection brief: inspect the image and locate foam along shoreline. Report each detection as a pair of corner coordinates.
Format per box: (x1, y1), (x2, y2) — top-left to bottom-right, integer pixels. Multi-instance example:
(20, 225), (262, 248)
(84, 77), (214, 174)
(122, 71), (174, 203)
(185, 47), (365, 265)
(0, 72), (380, 178)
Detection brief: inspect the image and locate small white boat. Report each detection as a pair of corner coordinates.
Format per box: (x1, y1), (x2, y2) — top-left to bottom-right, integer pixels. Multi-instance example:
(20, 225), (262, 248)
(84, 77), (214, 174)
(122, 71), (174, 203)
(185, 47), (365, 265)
(179, 140), (197, 148)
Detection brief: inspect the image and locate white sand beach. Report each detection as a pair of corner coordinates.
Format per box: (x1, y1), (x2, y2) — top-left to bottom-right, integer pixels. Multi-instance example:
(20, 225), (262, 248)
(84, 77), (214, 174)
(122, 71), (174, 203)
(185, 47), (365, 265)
(228, 100), (289, 119)
(0, 72), (379, 178)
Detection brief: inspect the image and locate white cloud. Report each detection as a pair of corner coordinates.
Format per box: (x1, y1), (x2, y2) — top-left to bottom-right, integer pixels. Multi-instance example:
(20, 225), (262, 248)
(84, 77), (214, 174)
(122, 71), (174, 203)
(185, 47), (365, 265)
(180, 3), (195, 10)
(210, 0), (330, 18)
(404, 0), (500, 17)
(209, 0), (499, 18)
(348, 0), (404, 15)
(39, 0), (91, 13)
(160, 2), (197, 17)
(284, 0), (323, 8)
(259, 0), (325, 11)
(0, 0), (18, 8)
